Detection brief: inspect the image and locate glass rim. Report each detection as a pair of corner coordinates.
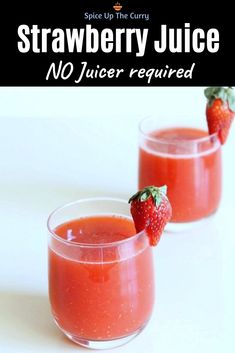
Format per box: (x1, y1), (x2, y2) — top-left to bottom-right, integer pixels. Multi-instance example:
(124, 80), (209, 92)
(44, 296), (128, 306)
(139, 116), (220, 145)
(47, 197), (145, 248)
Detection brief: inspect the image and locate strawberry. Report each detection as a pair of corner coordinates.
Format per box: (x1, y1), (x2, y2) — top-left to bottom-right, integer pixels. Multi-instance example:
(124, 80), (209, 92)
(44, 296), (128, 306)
(204, 87), (235, 144)
(128, 185), (172, 246)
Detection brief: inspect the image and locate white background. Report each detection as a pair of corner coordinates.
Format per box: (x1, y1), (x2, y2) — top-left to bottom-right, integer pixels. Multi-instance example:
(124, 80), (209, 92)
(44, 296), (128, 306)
(0, 87), (234, 353)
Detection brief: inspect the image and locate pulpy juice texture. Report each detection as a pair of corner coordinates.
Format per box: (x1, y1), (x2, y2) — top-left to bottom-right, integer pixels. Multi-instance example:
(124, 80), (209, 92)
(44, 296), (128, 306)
(139, 127), (222, 222)
(49, 215), (154, 340)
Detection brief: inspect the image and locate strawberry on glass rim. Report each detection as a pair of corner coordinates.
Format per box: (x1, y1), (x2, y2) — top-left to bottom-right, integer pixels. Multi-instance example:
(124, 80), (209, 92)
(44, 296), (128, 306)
(205, 86), (235, 145)
(129, 185), (172, 246)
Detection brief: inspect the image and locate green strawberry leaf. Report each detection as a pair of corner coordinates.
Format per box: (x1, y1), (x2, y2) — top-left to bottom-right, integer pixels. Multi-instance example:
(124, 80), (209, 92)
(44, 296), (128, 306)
(128, 185), (168, 206)
(204, 86), (235, 112)
(139, 190), (150, 201)
(227, 88), (235, 111)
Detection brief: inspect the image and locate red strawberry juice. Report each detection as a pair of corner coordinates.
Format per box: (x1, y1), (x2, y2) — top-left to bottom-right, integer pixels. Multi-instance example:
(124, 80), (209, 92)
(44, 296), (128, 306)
(139, 127), (222, 222)
(49, 215), (154, 341)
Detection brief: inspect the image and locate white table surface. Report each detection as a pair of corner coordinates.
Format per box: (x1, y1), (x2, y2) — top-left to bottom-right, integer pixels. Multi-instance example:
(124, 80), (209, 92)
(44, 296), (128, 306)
(0, 87), (234, 353)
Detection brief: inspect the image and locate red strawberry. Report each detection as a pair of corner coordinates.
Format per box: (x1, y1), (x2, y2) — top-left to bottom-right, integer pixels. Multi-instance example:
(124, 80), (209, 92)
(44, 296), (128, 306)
(128, 185), (172, 246)
(204, 87), (235, 144)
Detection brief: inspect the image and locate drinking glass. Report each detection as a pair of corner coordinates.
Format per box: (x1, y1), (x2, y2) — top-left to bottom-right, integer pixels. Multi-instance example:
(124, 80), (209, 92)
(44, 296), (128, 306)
(48, 198), (155, 349)
(139, 117), (222, 229)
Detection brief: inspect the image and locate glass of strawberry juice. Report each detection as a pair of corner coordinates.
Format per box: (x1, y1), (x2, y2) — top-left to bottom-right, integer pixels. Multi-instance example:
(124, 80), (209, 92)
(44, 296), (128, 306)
(48, 198), (155, 349)
(139, 117), (222, 227)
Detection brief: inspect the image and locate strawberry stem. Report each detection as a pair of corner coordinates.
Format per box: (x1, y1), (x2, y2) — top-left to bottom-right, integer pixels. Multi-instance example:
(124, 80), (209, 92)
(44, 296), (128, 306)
(204, 86), (235, 112)
(128, 185), (167, 206)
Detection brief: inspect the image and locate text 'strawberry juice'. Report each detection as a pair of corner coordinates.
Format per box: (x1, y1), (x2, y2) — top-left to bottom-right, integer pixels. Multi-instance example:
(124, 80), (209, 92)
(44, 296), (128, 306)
(48, 199), (154, 349)
(139, 122), (222, 223)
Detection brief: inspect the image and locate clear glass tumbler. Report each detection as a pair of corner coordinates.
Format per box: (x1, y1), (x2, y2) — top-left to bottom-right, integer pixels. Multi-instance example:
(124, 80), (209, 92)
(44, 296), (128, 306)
(48, 198), (155, 349)
(139, 117), (222, 228)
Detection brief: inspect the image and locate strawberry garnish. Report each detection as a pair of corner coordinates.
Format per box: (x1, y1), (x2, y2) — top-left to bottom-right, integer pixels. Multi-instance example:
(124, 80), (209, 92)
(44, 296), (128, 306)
(204, 87), (235, 144)
(128, 185), (172, 246)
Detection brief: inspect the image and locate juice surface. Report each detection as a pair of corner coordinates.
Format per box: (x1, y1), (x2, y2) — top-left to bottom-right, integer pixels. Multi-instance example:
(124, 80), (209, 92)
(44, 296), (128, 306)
(55, 215), (136, 244)
(152, 127), (208, 140)
(49, 215), (154, 340)
(139, 127), (222, 222)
